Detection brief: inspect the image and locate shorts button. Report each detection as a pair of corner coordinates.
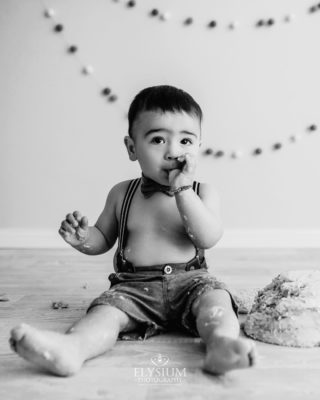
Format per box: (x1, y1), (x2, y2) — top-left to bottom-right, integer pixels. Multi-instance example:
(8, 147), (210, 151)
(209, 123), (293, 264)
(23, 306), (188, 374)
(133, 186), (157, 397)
(164, 265), (173, 274)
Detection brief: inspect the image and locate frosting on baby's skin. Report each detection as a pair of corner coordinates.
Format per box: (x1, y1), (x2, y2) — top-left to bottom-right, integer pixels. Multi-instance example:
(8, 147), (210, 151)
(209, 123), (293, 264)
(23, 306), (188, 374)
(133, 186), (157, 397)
(43, 351), (52, 360)
(186, 227), (194, 239)
(202, 306), (225, 327)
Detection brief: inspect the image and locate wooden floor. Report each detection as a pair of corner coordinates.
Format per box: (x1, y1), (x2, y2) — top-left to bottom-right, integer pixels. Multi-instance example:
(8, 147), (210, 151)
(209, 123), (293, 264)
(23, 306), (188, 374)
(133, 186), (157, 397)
(1, 248), (320, 400)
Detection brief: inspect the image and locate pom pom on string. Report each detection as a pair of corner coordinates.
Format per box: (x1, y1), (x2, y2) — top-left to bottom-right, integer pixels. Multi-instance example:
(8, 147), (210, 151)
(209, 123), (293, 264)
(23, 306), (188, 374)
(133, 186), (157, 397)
(208, 20), (217, 28)
(54, 24), (64, 33)
(44, 8), (55, 18)
(289, 134), (302, 143)
(150, 9), (159, 17)
(215, 150), (225, 158)
(127, 1), (136, 8)
(159, 12), (172, 21)
(308, 124), (317, 132)
(284, 14), (295, 23)
(101, 87), (112, 96)
(309, 5), (318, 13)
(231, 150), (244, 159)
(273, 142), (282, 151)
(228, 21), (240, 30)
(82, 65), (94, 75)
(67, 45), (78, 54)
(253, 148), (263, 156)
(203, 148), (214, 156)
(184, 17), (193, 26)
(108, 94), (118, 102)
(256, 19), (265, 27)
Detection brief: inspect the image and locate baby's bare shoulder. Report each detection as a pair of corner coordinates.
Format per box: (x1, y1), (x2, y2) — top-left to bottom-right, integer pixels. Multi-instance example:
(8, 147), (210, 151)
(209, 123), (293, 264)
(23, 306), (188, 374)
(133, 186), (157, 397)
(109, 179), (132, 196)
(95, 180), (135, 243)
(107, 179), (137, 217)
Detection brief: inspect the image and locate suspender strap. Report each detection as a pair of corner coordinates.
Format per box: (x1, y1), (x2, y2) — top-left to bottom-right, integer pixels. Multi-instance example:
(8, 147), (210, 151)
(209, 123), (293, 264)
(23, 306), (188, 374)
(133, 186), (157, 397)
(192, 181), (200, 196)
(118, 178), (141, 254)
(192, 181), (202, 259)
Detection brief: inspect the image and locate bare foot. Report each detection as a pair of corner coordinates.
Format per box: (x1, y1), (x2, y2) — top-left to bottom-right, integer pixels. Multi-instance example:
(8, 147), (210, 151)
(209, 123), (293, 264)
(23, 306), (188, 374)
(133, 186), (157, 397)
(9, 323), (84, 376)
(204, 336), (257, 375)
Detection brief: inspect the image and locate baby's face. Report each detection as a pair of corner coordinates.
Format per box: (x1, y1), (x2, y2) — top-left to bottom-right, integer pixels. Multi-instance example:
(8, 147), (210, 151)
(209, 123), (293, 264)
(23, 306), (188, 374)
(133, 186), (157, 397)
(128, 110), (201, 184)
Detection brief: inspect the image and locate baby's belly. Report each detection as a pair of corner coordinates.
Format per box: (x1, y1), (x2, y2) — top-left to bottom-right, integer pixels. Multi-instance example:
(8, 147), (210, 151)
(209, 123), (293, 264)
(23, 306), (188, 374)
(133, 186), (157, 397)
(124, 233), (196, 267)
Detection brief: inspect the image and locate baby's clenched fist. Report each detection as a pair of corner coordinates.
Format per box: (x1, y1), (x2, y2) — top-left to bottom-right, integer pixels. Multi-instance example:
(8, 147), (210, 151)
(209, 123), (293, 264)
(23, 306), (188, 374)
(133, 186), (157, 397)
(59, 211), (89, 247)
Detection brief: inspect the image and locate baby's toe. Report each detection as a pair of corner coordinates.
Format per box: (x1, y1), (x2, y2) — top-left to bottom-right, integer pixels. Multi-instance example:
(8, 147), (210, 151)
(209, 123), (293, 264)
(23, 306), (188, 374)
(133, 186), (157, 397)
(239, 338), (257, 367)
(247, 342), (258, 367)
(10, 323), (29, 342)
(233, 338), (257, 369)
(9, 337), (17, 352)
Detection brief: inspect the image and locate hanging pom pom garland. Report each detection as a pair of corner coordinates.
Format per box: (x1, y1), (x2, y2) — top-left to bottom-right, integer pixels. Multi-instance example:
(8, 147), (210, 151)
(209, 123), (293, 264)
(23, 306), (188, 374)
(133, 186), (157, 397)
(202, 125), (318, 160)
(41, 2), (319, 160)
(42, 3), (126, 114)
(110, 0), (320, 31)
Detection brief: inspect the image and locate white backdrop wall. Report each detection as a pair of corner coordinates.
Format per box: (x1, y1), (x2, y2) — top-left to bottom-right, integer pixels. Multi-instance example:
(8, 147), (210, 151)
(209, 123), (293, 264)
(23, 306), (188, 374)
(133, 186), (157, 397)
(1, 0), (320, 247)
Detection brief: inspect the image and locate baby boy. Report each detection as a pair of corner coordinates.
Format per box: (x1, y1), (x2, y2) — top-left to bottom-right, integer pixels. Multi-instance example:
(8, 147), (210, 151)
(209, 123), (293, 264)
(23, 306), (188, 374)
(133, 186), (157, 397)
(9, 85), (256, 376)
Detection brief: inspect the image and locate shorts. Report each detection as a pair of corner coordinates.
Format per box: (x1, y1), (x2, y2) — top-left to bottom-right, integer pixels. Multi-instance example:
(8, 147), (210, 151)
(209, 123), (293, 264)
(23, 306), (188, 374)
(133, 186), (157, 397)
(87, 268), (239, 340)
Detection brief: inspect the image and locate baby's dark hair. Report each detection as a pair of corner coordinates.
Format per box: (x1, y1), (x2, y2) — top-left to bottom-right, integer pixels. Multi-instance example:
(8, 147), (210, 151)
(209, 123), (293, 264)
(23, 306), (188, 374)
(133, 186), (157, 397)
(128, 85), (203, 137)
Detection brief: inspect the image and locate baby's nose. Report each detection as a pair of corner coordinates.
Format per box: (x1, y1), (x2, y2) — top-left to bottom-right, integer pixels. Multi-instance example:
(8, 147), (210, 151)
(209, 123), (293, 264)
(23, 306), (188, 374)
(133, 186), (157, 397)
(165, 144), (181, 159)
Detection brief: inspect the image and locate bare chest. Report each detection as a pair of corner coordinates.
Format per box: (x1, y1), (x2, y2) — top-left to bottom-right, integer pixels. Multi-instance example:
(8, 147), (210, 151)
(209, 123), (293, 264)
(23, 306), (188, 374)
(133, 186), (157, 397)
(126, 193), (185, 237)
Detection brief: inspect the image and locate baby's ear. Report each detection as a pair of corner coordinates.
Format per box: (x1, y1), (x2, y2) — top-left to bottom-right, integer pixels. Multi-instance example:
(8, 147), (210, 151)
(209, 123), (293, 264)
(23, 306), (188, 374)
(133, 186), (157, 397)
(124, 136), (137, 161)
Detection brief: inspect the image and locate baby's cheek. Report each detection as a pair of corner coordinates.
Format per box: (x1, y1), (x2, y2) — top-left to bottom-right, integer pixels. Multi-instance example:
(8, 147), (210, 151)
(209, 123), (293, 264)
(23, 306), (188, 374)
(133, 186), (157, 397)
(186, 156), (197, 172)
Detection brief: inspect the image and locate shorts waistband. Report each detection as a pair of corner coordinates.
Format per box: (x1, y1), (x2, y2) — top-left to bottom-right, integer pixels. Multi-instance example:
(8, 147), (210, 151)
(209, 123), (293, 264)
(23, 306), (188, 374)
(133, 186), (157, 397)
(117, 256), (207, 275)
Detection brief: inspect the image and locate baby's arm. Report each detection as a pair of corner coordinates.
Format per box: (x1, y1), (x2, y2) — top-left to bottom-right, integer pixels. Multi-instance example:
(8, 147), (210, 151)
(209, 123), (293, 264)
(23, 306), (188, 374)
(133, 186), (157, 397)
(169, 154), (223, 249)
(175, 183), (223, 249)
(58, 185), (118, 255)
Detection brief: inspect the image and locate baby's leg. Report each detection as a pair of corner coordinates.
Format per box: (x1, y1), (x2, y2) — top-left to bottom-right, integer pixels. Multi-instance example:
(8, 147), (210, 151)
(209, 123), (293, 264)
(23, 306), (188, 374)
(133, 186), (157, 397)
(9, 305), (137, 377)
(192, 289), (257, 375)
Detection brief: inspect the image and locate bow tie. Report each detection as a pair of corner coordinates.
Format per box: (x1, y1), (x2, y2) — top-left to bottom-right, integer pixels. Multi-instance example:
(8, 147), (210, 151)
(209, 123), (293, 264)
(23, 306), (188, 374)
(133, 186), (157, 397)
(140, 174), (193, 198)
(141, 174), (176, 198)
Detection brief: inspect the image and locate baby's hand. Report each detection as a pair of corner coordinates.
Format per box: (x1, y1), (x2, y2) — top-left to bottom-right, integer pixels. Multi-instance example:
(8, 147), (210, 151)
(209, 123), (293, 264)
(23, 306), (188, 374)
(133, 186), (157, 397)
(58, 211), (89, 247)
(168, 153), (196, 188)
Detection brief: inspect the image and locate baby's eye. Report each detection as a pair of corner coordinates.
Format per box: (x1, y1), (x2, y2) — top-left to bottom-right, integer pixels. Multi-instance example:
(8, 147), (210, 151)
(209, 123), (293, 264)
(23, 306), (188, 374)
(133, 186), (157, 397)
(151, 136), (165, 144)
(181, 138), (193, 145)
